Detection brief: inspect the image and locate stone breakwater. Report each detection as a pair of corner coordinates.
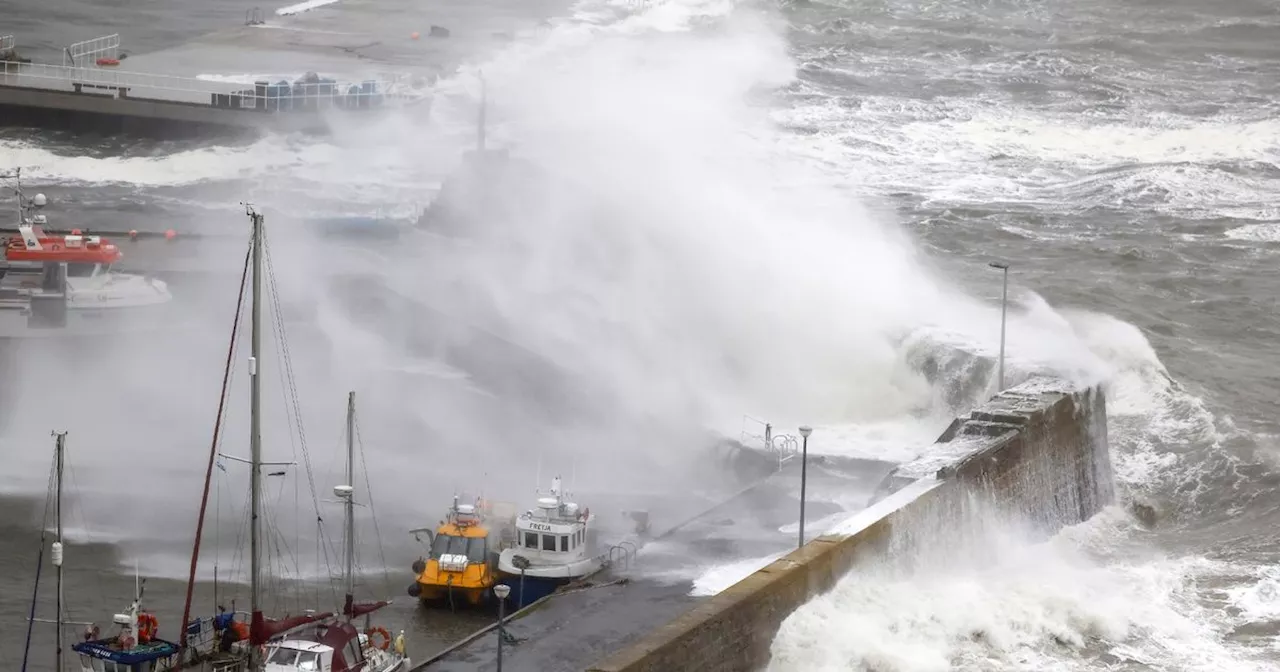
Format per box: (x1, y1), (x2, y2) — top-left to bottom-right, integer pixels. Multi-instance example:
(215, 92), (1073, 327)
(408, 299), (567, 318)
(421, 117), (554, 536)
(587, 377), (1115, 672)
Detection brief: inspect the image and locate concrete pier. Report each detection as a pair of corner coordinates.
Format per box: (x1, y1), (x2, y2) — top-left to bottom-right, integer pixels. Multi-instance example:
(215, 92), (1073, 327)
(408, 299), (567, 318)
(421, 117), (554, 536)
(0, 0), (569, 137)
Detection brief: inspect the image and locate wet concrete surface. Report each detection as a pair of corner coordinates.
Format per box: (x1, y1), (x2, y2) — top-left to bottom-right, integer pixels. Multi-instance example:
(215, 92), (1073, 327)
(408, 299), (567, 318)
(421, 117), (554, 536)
(417, 457), (895, 671)
(118, 0), (574, 83)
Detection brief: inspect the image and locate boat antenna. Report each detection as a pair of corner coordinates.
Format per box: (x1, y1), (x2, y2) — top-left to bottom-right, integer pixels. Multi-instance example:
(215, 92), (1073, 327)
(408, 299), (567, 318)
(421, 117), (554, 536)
(343, 390), (357, 621)
(53, 430), (66, 672)
(247, 204), (265, 668)
(476, 70), (486, 152)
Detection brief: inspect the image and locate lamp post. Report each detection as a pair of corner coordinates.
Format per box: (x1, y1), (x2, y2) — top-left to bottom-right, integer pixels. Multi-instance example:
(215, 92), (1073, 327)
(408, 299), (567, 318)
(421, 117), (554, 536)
(493, 584), (511, 670)
(798, 425), (812, 549)
(988, 262), (1009, 391)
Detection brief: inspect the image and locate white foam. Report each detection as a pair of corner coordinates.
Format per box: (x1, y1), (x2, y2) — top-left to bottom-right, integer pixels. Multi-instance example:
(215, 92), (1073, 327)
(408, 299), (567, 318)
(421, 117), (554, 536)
(689, 550), (788, 597)
(771, 514), (1273, 672)
(275, 0), (340, 16)
(1226, 567), (1280, 622)
(1225, 223), (1280, 243)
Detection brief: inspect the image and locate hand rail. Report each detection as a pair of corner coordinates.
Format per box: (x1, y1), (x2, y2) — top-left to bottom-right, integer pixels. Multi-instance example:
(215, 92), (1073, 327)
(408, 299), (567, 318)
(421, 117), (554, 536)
(0, 60), (430, 110)
(65, 34), (119, 68)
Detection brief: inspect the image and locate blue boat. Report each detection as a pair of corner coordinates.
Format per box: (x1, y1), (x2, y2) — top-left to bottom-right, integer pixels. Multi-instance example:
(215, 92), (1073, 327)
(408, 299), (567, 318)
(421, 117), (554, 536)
(495, 476), (604, 609)
(71, 636), (180, 671)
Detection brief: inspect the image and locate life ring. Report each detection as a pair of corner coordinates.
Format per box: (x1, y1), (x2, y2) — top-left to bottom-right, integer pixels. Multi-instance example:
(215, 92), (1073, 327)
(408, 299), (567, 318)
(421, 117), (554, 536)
(138, 613), (159, 643)
(366, 626), (391, 651)
(96, 57), (120, 67)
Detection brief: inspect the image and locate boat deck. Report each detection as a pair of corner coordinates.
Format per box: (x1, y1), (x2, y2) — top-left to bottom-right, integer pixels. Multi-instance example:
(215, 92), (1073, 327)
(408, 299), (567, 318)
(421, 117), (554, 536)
(416, 458), (896, 672)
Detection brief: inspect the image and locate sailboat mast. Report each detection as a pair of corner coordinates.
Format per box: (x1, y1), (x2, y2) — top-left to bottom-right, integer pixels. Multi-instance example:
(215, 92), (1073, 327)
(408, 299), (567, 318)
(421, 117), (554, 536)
(344, 391), (356, 610)
(248, 210), (264, 664)
(54, 431), (65, 672)
(477, 72), (486, 152)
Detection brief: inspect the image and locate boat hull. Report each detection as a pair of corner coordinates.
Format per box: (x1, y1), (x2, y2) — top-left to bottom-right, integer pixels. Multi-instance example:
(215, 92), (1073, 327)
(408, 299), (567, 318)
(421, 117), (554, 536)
(495, 573), (575, 609)
(412, 581), (490, 608)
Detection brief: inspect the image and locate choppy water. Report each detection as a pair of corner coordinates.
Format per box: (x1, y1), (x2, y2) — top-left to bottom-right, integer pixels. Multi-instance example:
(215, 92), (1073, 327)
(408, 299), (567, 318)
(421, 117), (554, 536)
(2, 0), (1279, 670)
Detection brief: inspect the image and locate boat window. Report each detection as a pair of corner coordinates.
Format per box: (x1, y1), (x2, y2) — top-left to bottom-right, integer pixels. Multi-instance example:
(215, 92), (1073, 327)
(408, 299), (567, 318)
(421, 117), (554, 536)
(468, 536), (488, 563)
(560, 535), (568, 552)
(542, 534), (556, 551)
(66, 262), (98, 278)
(345, 638), (364, 667)
(431, 532), (488, 562)
(430, 533), (468, 558)
(267, 647), (299, 665)
(524, 531), (537, 548)
(297, 651), (321, 671)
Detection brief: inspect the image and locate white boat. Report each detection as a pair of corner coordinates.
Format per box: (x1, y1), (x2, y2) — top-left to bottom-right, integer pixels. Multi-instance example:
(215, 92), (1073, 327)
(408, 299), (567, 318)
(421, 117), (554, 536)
(495, 476), (604, 608)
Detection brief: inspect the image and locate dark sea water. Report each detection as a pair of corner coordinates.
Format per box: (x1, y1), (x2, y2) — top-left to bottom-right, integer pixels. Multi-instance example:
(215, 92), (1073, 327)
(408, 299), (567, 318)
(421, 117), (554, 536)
(1, 0), (1278, 670)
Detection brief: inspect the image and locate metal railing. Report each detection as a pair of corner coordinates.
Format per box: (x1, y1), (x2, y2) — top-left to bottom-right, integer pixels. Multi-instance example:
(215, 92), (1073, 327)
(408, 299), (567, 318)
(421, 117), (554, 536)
(606, 541), (637, 571)
(64, 33), (119, 67)
(0, 60), (429, 111)
(739, 415), (800, 469)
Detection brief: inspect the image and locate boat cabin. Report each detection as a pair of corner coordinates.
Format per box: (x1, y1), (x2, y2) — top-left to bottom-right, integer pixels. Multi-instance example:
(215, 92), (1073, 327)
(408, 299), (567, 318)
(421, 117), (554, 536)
(512, 478), (591, 562)
(264, 640), (332, 672)
(416, 499), (493, 571)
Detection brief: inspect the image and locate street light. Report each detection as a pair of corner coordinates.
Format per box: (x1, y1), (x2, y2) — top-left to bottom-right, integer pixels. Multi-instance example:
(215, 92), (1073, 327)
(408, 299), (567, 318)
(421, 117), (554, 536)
(493, 584), (511, 670)
(988, 262), (1009, 391)
(798, 425), (812, 549)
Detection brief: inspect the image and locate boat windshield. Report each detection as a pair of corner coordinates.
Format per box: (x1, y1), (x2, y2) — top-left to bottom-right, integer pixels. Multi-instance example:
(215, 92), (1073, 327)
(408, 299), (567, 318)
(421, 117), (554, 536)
(266, 647), (321, 670)
(430, 533), (487, 563)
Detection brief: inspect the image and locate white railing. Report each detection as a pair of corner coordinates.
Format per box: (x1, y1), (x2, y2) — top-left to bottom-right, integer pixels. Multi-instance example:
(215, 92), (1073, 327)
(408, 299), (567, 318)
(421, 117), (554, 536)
(0, 60), (429, 111)
(64, 33), (120, 67)
(0, 35), (14, 52)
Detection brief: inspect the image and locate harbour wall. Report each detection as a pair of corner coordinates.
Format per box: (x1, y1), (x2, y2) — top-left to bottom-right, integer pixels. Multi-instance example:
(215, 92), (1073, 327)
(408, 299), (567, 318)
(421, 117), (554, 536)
(587, 376), (1115, 672)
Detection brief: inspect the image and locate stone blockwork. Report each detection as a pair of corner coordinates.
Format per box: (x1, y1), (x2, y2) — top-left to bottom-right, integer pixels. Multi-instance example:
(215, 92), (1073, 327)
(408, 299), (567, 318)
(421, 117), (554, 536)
(586, 377), (1115, 672)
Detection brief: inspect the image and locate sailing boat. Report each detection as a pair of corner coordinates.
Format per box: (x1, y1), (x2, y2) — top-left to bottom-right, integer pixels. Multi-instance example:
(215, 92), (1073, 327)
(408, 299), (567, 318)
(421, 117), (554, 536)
(21, 432), (183, 672)
(257, 392), (409, 671)
(183, 208), (407, 672)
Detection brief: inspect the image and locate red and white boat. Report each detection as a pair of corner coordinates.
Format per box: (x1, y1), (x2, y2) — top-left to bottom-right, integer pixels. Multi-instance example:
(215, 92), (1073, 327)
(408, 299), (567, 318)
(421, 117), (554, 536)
(0, 174), (172, 332)
(3, 222), (172, 309)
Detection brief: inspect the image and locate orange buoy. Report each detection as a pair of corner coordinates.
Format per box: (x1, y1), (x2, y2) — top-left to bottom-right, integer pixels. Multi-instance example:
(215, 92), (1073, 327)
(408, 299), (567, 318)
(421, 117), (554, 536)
(96, 57), (120, 67)
(164, 229), (176, 240)
(411, 31), (420, 40)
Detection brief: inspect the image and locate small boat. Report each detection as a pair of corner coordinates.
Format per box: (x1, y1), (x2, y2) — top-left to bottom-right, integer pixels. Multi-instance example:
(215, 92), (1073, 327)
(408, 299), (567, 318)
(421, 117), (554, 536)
(407, 495), (517, 608)
(22, 432), (184, 672)
(72, 594), (181, 672)
(495, 476), (603, 609)
(0, 170), (172, 326)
